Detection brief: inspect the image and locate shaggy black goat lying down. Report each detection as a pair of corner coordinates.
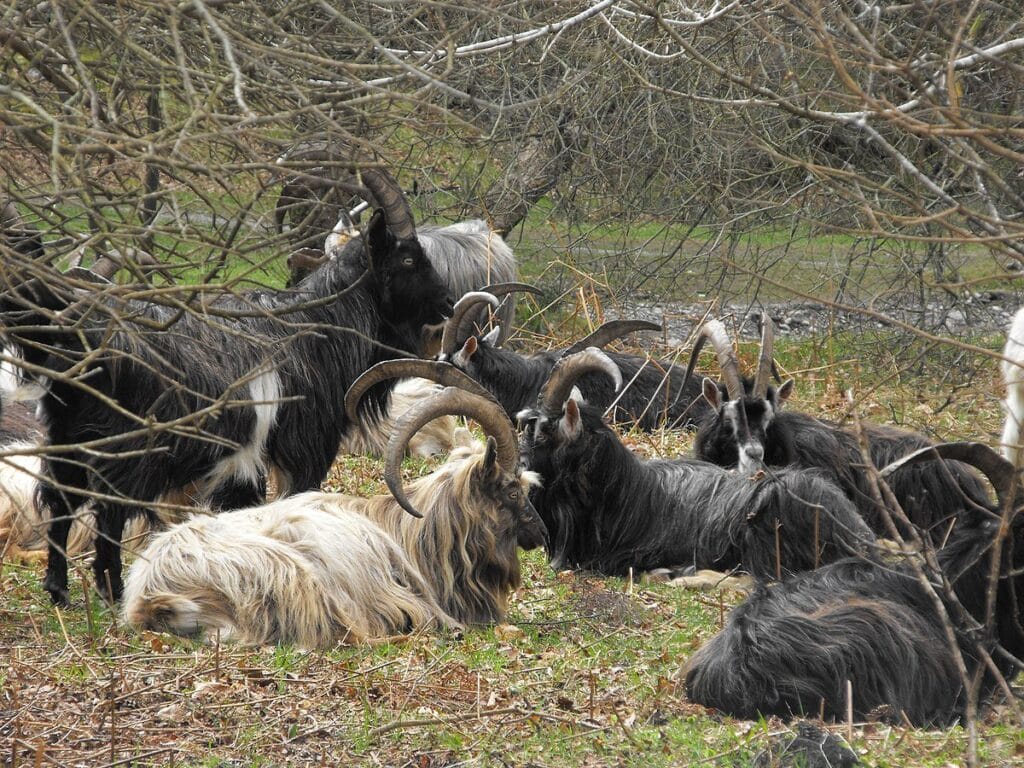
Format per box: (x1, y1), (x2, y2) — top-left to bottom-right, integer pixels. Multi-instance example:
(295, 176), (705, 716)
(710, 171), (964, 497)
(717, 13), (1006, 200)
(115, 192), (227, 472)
(517, 349), (877, 579)
(123, 377), (546, 647)
(687, 317), (992, 539)
(684, 442), (1024, 726)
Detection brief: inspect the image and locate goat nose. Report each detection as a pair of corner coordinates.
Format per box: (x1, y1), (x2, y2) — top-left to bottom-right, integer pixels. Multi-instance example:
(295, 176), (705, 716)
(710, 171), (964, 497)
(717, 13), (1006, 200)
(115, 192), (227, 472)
(744, 443), (765, 464)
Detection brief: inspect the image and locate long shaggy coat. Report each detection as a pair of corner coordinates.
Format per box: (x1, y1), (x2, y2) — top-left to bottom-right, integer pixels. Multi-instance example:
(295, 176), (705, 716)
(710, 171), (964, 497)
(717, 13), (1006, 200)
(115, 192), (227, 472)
(684, 511), (1024, 725)
(695, 395), (991, 537)
(520, 399), (875, 578)
(123, 442), (546, 645)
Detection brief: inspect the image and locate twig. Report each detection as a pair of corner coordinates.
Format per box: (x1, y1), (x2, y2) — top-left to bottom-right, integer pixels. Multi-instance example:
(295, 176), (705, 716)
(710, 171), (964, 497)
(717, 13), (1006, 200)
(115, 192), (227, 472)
(370, 706), (522, 738)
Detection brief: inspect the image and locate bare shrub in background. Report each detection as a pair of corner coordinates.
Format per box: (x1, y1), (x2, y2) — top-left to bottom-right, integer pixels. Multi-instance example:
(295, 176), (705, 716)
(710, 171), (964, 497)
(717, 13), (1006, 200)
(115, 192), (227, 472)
(0, 4), (1021, 761)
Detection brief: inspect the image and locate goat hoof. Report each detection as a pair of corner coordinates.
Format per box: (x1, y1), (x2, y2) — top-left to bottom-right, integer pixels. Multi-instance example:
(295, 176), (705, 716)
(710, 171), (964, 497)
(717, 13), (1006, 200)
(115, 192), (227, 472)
(47, 587), (70, 608)
(96, 581), (124, 605)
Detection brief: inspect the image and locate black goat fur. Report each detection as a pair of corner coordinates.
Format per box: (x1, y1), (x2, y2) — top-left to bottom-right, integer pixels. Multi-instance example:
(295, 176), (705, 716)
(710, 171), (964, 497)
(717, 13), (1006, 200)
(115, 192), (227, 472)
(453, 336), (711, 431)
(518, 399), (875, 578)
(695, 388), (991, 538)
(684, 507), (1024, 726)
(0, 211), (452, 606)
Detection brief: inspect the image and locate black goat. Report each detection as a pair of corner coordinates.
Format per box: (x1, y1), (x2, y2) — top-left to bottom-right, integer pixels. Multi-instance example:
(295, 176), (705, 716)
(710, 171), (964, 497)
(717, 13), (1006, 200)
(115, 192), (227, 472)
(0, 171), (452, 607)
(684, 442), (1024, 726)
(687, 317), (990, 538)
(277, 158), (520, 345)
(441, 292), (710, 431)
(517, 349), (876, 578)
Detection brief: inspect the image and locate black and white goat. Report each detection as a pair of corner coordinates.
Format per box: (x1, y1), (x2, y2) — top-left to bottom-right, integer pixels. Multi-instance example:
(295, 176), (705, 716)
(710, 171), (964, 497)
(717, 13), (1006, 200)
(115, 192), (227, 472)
(123, 379), (546, 646)
(684, 441), (1024, 726)
(687, 317), (991, 538)
(282, 188), (519, 344)
(441, 292), (711, 431)
(517, 349), (875, 579)
(0, 169), (453, 606)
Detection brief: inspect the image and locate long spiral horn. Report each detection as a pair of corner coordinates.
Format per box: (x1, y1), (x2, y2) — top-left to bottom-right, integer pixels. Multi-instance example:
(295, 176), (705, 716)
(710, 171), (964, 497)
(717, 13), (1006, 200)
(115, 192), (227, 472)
(562, 320), (662, 357)
(344, 358), (496, 425)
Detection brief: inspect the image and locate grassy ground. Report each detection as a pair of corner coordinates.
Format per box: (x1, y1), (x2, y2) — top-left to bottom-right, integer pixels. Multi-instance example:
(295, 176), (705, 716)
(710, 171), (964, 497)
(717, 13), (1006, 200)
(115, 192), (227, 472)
(2, 335), (1020, 767)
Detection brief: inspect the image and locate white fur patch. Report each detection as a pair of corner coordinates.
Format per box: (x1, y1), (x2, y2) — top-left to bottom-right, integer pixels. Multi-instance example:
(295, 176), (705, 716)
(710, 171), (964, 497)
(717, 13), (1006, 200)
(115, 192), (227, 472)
(520, 470), (543, 489)
(203, 369), (281, 493)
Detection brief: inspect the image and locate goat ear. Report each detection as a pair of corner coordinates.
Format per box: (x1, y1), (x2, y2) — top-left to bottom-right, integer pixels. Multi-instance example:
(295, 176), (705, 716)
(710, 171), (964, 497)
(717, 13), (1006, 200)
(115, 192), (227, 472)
(365, 209), (391, 273)
(483, 435), (499, 472)
(454, 335), (478, 366)
(560, 398), (582, 440)
(775, 379), (795, 408)
(482, 326), (501, 345)
(702, 377), (721, 409)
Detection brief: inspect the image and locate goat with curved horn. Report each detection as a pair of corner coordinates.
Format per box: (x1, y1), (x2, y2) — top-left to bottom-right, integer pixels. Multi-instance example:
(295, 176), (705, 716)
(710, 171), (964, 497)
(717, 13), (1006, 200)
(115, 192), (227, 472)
(124, 379), (547, 644)
(385, 386), (521, 519)
(446, 312), (710, 430)
(518, 350), (875, 578)
(686, 437), (1024, 726)
(440, 292), (501, 359)
(690, 315), (991, 538)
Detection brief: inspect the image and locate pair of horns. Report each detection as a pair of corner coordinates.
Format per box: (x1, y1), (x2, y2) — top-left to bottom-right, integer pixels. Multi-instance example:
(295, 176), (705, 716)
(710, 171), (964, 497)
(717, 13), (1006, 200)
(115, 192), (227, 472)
(440, 284), (543, 357)
(684, 313), (776, 400)
(344, 359), (518, 518)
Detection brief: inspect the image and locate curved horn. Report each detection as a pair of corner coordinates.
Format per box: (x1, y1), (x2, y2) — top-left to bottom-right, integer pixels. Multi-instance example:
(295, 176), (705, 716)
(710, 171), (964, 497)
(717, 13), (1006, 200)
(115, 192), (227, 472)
(539, 347), (622, 419)
(357, 167), (416, 240)
(563, 320), (662, 357)
(753, 312), (776, 398)
(344, 358), (497, 424)
(683, 320), (743, 401)
(480, 282), (543, 299)
(881, 442), (1017, 511)
(385, 387), (519, 518)
(440, 291), (500, 358)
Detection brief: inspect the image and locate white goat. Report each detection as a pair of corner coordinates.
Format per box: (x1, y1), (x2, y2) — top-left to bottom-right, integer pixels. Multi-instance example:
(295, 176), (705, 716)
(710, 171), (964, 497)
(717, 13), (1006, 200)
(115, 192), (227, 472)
(1001, 307), (1024, 467)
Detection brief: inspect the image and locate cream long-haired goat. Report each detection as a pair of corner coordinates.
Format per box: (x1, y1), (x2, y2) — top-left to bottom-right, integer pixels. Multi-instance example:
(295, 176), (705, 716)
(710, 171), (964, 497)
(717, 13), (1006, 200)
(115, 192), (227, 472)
(123, 369), (546, 647)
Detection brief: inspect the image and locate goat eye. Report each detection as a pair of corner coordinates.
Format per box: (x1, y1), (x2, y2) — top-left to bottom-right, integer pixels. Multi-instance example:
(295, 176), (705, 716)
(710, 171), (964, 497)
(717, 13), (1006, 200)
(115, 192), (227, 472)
(508, 489), (519, 501)
(402, 256), (415, 267)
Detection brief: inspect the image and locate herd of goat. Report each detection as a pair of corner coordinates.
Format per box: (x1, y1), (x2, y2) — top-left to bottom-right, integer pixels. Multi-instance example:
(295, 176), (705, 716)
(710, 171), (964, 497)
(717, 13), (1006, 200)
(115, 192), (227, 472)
(0, 179), (1022, 731)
